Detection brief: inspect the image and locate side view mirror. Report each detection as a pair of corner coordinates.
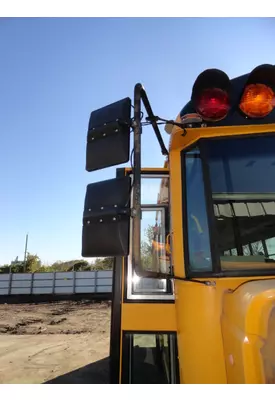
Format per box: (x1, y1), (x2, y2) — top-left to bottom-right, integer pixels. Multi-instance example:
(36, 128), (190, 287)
(83, 84), (171, 280)
(82, 176), (131, 257)
(86, 97), (132, 172)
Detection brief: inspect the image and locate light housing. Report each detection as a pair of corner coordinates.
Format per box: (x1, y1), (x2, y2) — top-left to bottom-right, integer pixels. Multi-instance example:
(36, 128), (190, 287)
(239, 64), (275, 118)
(191, 69), (231, 121)
(180, 113), (202, 125)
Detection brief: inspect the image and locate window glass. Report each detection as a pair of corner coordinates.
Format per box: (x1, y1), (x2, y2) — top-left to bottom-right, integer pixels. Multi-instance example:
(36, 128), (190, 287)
(204, 135), (275, 271)
(141, 177), (169, 205)
(129, 174), (172, 297)
(132, 208), (170, 294)
(140, 209), (169, 274)
(185, 151), (212, 271)
(124, 333), (178, 384)
(266, 237), (275, 258)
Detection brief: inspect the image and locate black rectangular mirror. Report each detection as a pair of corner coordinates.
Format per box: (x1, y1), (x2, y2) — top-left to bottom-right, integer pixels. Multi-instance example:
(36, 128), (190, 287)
(86, 97), (132, 172)
(82, 175), (131, 257)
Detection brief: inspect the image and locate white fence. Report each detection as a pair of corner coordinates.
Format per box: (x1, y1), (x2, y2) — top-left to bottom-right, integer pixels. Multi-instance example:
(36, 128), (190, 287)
(0, 270), (113, 296)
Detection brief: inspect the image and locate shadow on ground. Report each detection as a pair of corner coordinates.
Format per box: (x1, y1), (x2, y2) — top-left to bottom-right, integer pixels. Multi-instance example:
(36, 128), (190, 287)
(45, 357), (109, 384)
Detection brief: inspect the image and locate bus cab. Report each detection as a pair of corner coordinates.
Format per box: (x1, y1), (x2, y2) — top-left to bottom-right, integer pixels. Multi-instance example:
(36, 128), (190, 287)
(82, 64), (275, 383)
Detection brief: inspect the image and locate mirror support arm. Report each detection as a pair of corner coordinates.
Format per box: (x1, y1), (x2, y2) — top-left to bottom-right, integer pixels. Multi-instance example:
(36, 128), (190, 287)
(132, 83), (172, 279)
(132, 83), (142, 278)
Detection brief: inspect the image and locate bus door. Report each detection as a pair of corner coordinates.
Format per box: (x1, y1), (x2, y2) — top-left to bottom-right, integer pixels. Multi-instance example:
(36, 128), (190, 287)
(110, 169), (180, 384)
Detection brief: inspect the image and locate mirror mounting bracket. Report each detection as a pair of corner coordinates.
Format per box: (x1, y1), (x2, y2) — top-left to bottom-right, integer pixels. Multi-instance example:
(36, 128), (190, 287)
(131, 83), (170, 279)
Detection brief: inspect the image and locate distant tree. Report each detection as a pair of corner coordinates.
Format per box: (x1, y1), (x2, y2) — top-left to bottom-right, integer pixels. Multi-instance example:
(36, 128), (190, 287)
(140, 225), (155, 271)
(0, 256), (114, 274)
(0, 264), (12, 274)
(47, 259), (91, 272)
(25, 253), (41, 272)
(68, 260), (89, 271)
(49, 261), (74, 272)
(92, 258), (114, 270)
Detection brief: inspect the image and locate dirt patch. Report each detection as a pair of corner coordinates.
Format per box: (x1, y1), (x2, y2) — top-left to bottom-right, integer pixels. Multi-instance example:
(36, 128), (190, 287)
(0, 300), (111, 335)
(0, 334), (110, 384)
(0, 300), (111, 383)
(48, 317), (67, 325)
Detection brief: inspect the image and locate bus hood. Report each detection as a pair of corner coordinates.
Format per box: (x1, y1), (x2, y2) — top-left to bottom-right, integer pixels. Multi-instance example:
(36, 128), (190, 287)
(222, 279), (275, 383)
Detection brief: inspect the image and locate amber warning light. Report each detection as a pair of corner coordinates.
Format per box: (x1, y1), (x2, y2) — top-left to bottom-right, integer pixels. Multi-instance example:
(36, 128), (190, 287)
(239, 83), (275, 118)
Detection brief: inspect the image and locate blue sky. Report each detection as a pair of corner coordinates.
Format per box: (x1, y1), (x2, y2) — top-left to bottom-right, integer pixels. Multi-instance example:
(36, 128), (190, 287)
(1, 17), (275, 265)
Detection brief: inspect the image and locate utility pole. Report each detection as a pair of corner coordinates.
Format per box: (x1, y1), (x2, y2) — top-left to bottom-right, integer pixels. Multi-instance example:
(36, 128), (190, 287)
(23, 233), (28, 273)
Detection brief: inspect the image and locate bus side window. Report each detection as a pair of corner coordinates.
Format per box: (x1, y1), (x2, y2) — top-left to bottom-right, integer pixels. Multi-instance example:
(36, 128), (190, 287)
(140, 207), (170, 275)
(185, 151), (212, 272)
(129, 174), (172, 297)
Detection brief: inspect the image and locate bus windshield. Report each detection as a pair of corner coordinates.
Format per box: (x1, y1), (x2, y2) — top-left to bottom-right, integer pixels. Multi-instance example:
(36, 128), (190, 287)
(204, 134), (275, 271)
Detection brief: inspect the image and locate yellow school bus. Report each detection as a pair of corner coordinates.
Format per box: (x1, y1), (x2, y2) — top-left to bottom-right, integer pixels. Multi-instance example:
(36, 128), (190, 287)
(82, 64), (275, 383)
